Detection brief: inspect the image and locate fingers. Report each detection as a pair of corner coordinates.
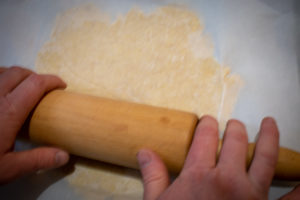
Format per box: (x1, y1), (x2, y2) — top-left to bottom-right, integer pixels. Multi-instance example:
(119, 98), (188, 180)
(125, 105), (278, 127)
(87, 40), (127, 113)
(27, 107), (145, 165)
(5, 73), (66, 128)
(137, 149), (170, 200)
(279, 185), (300, 200)
(0, 72), (66, 153)
(218, 120), (248, 172)
(0, 66), (7, 74)
(183, 115), (219, 171)
(0, 67), (69, 183)
(248, 117), (279, 192)
(0, 147), (69, 184)
(0, 66), (33, 96)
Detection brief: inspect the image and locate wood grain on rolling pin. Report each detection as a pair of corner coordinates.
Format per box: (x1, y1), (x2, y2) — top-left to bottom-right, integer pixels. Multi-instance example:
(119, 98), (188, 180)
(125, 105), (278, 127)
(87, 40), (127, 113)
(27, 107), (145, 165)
(29, 90), (300, 180)
(29, 90), (198, 173)
(217, 141), (300, 181)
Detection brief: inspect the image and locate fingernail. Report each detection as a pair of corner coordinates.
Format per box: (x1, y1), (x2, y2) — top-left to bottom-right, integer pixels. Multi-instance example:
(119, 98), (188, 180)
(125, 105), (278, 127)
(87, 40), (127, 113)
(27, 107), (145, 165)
(137, 150), (151, 168)
(55, 151), (69, 166)
(264, 117), (275, 124)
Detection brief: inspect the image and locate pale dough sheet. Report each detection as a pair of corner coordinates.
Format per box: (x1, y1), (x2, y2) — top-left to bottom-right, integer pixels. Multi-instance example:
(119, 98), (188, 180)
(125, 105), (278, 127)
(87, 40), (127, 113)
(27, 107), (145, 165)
(36, 5), (243, 128)
(35, 5), (243, 199)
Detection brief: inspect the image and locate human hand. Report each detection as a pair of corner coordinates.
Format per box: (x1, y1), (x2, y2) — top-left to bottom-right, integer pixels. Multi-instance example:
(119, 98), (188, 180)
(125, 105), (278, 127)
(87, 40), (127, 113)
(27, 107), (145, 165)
(0, 66), (69, 184)
(137, 116), (300, 200)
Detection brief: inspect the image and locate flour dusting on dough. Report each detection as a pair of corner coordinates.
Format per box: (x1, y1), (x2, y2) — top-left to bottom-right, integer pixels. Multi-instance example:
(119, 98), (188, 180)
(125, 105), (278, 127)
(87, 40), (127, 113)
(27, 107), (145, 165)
(36, 4), (243, 199)
(67, 160), (143, 200)
(36, 5), (243, 127)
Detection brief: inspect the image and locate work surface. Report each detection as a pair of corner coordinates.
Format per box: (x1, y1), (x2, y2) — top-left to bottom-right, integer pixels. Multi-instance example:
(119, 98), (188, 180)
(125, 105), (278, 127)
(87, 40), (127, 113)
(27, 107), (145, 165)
(0, 0), (299, 199)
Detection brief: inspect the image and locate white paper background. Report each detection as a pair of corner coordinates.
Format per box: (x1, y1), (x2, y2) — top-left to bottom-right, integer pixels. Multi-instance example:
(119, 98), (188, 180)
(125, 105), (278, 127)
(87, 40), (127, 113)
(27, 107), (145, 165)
(0, 0), (299, 199)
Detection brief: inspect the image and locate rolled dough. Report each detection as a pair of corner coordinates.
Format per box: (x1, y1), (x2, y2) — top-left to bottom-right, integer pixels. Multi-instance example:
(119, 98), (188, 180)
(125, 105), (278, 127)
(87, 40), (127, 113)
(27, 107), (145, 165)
(35, 4), (243, 199)
(36, 4), (243, 128)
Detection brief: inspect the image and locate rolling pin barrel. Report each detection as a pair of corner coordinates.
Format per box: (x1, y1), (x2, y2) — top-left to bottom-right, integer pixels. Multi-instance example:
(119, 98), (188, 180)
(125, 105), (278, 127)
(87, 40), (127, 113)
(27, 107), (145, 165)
(29, 90), (300, 180)
(29, 90), (198, 173)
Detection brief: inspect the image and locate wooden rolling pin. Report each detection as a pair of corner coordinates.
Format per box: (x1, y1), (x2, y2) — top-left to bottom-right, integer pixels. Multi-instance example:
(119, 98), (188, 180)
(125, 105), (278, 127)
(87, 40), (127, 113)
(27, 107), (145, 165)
(29, 90), (300, 181)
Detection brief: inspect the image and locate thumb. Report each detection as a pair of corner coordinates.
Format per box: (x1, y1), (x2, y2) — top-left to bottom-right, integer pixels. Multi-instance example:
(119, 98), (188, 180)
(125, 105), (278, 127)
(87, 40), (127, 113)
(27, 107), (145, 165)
(280, 185), (300, 200)
(137, 149), (170, 200)
(0, 147), (69, 183)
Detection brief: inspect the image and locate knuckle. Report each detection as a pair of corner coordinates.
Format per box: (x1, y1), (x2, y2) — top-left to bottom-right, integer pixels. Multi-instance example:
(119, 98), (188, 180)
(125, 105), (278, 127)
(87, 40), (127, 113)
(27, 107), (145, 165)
(33, 150), (52, 170)
(32, 151), (43, 170)
(183, 167), (205, 181)
(143, 172), (166, 186)
(179, 170), (200, 185)
(212, 168), (240, 193)
(182, 166), (215, 184)
(9, 66), (24, 73)
(232, 130), (247, 143)
(28, 74), (45, 90)
(212, 168), (227, 185)
(257, 151), (277, 168)
(0, 94), (17, 116)
(219, 169), (235, 182)
(214, 167), (228, 180)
